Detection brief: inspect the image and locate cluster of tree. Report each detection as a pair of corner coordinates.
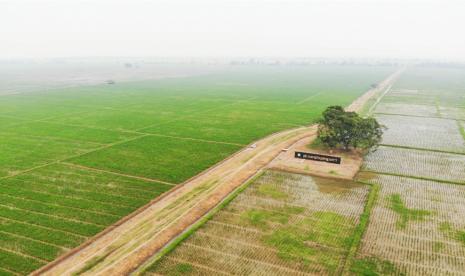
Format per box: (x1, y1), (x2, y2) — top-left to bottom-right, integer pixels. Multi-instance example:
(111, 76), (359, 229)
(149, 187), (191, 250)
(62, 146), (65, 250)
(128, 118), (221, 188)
(317, 106), (384, 151)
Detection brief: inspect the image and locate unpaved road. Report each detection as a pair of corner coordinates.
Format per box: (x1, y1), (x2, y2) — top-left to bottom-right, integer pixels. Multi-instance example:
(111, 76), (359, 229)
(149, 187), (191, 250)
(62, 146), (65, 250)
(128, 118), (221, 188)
(34, 68), (403, 276)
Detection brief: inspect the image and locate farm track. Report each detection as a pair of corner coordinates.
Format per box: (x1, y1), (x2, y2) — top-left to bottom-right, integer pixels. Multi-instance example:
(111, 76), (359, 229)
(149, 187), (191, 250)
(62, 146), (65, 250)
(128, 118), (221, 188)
(31, 69), (403, 276)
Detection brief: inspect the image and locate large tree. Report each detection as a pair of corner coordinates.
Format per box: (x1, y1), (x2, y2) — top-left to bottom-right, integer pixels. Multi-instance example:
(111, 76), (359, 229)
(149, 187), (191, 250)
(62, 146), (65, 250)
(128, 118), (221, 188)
(317, 106), (384, 151)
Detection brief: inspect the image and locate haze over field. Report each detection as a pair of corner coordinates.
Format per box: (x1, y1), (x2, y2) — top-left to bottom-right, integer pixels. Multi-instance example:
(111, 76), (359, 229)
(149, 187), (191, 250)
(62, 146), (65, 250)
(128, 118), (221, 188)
(2, 1), (465, 275)
(1, 0), (465, 60)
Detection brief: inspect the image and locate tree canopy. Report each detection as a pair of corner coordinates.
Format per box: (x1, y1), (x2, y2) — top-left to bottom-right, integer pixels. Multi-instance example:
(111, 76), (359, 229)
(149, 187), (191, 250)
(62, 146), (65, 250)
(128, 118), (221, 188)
(317, 106), (384, 151)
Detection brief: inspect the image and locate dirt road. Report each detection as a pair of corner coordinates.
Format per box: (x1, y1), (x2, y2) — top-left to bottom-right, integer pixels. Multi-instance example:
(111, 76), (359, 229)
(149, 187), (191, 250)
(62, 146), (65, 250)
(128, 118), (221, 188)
(34, 68), (403, 276)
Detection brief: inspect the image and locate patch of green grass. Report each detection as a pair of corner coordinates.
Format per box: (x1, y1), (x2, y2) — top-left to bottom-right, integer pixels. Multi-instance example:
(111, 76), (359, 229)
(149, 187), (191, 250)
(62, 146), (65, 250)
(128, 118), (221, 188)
(350, 257), (404, 276)
(72, 246), (121, 276)
(459, 121), (465, 141)
(262, 211), (354, 273)
(172, 263), (193, 275)
(433, 241), (444, 253)
(241, 209), (291, 229)
(329, 170), (338, 175)
(303, 211), (355, 248)
(388, 194), (432, 229)
(257, 183), (288, 200)
(307, 137), (330, 151)
(439, 222), (465, 246)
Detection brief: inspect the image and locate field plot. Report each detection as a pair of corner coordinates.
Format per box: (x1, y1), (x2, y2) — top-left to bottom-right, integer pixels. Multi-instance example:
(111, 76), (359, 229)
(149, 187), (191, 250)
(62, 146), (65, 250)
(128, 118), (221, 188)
(355, 173), (465, 275)
(363, 146), (465, 183)
(143, 170), (370, 276)
(377, 114), (465, 153)
(0, 163), (171, 275)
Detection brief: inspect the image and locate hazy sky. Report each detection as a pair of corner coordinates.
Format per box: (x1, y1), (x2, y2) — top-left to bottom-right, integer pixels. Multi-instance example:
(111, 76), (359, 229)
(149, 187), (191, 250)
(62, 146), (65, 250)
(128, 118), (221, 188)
(1, 0), (465, 60)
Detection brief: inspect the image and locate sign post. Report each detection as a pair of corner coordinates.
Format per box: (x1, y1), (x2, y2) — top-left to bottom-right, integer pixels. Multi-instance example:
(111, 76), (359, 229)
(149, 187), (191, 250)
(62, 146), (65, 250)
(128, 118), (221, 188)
(294, 151), (341, 164)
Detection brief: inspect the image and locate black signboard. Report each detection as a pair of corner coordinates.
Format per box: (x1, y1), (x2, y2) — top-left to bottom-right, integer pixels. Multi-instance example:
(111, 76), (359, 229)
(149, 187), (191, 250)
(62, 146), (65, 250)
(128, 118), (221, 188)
(294, 151), (341, 164)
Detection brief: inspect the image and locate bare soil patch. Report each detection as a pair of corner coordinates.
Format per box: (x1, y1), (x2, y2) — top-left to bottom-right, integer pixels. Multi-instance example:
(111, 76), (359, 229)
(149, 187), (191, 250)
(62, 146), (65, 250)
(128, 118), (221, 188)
(268, 135), (363, 180)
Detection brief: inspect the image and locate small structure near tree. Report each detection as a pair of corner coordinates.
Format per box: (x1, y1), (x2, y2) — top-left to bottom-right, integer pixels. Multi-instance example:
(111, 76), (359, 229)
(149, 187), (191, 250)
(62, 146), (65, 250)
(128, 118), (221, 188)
(317, 106), (384, 152)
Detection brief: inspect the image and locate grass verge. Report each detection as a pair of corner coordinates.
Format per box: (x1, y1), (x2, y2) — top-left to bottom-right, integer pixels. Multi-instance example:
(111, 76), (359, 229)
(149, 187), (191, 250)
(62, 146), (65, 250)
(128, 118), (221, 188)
(341, 182), (380, 275)
(132, 170), (265, 275)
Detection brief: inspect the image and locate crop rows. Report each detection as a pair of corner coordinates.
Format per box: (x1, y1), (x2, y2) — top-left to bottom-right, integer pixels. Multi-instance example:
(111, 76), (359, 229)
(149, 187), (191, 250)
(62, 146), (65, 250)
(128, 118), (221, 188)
(376, 114), (465, 153)
(355, 173), (465, 275)
(0, 163), (171, 275)
(364, 146), (465, 183)
(374, 102), (439, 118)
(439, 106), (465, 121)
(0, 132), (100, 178)
(144, 170), (370, 275)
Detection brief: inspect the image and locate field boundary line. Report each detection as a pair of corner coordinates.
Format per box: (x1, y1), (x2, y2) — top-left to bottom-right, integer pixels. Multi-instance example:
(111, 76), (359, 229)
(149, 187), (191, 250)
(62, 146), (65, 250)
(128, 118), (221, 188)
(374, 111), (454, 120)
(183, 242), (313, 275)
(0, 134), (149, 181)
(197, 228), (346, 254)
(61, 162), (177, 186)
(138, 133), (247, 147)
(366, 85), (392, 115)
(0, 181), (136, 213)
(341, 182), (380, 275)
(297, 92), (322, 104)
(220, 206), (354, 229)
(231, 194), (363, 216)
(357, 252), (465, 275)
(2, 179), (137, 209)
(0, 132), (106, 147)
(25, 169), (169, 195)
(360, 170), (465, 186)
(0, 266), (22, 276)
(0, 109), (100, 131)
(0, 214), (88, 239)
(12, 177), (156, 203)
(0, 246), (48, 264)
(379, 143), (465, 156)
(458, 120), (465, 141)
(131, 171), (265, 275)
(361, 240), (465, 260)
(0, 230), (70, 251)
(0, 202), (106, 228)
(0, 187), (120, 218)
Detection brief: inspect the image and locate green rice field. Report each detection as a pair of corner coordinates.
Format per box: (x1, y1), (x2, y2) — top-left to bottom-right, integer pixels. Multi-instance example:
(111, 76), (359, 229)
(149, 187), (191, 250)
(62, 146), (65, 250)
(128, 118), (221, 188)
(0, 64), (392, 275)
